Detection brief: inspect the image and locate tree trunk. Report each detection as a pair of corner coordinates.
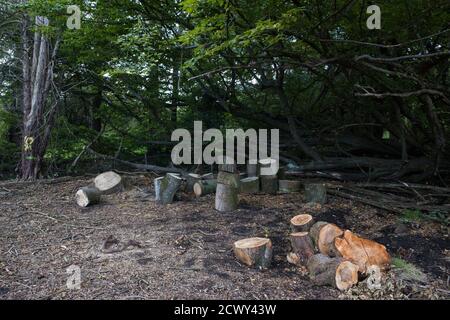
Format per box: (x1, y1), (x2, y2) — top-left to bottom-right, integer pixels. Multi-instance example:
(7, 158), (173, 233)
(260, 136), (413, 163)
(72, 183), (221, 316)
(239, 177), (260, 194)
(157, 173), (183, 205)
(289, 232), (315, 265)
(193, 179), (217, 197)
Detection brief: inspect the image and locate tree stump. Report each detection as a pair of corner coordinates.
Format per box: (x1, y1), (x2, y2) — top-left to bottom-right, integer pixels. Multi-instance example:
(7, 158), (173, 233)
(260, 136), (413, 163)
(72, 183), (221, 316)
(335, 230), (391, 274)
(290, 214), (314, 232)
(247, 163), (259, 177)
(76, 187), (101, 207)
(233, 237), (273, 269)
(157, 173), (182, 205)
(94, 171), (123, 194)
(258, 158), (278, 176)
(239, 177), (260, 194)
(279, 180), (301, 193)
(289, 232), (315, 265)
(154, 177), (164, 202)
(310, 222), (343, 257)
(215, 171), (240, 212)
(260, 175), (278, 194)
(304, 183), (327, 204)
(307, 254), (359, 291)
(193, 179), (217, 197)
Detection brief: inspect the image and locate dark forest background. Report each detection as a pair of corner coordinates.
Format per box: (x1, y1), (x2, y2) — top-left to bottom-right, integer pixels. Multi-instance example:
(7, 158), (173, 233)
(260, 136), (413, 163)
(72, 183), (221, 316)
(0, 0), (449, 183)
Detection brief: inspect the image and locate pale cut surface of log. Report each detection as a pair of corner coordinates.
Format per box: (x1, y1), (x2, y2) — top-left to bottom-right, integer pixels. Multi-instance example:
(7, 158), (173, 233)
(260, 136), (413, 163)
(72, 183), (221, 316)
(304, 183), (327, 204)
(158, 173), (182, 205)
(286, 252), (301, 265)
(94, 171), (123, 194)
(290, 214), (314, 232)
(290, 232), (315, 265)
(309, 221), (328, 247)
(317, 223), (344, 257)
(233, 237), (272, 269)
(239, 177), (260, 194)
(185, 173), (202, 193)
(335, 230), (391, 273)
(279, 180), (301, 193)
(215, 183), (239, 212)
(193, 179), (217, 197)
(258, 158), (279, 176)
(260, 175), (278, 194)
(307, 254), (359, 291)
(76, 187), (101, 207)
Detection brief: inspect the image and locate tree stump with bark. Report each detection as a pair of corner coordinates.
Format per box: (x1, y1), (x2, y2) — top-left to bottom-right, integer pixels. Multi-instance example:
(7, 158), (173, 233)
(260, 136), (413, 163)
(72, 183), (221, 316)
(215, 171), (240, 212)
(279, 180), (301, 193)
(307, 254), (359, 291)
(310, 222), (343, 257)
(258, 158), (279, 176)
(334, 230), (391, 273)
(260, 175), (278, 194)
(76, 187), (101, 207)
(185, 173), (202, 193)
(290, 214), (314, 232)
(233, 237), (273, 269)
(247, 162), (259, 177)
(156, 173), (183, 205)
(193, 179), (217, 197)
(94, 171), (123, 194)
(304, 183), (327, 204)
(154, 177), (164, 202)
(289, 232), (315, 265)
(239, 177), (260, 194)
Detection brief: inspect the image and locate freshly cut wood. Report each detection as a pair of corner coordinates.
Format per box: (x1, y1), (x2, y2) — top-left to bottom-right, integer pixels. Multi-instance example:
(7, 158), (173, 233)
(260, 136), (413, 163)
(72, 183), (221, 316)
(193, 179), (217, 197)
(309, 222), (343, 256)
(307, 254), (359, 291)
(287, 252), (301, 265)
(215, 183), (239, 212)
(233, 237), (273, 268)
(290, 214), (314, 232)
(76, 187), (101, 207)
(247, 162), (259, 177)
(279, 180), (301, 193)
(217, 171), (240, 188)
(335, 230), (391, 273)
(157, 173), (183, 205)
(94, 171), (123, 194)
(154, 177), (164, 202)
(260, 175), (278, 194)
(289, 232), (315, 265)
(185, 173), (202, 193)
(239, 177), (260, 194)
(304, 183), (327, 204)
(258, 158), (279, 176)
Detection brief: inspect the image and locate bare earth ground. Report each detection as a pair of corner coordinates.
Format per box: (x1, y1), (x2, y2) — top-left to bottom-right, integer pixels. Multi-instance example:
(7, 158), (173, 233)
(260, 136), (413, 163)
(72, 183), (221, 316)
(0, 174), (448, 300)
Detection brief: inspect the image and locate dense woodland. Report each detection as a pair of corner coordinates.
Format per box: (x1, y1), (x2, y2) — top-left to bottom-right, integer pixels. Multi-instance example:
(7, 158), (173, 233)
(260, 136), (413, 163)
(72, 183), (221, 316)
(0, 0), (449, 182)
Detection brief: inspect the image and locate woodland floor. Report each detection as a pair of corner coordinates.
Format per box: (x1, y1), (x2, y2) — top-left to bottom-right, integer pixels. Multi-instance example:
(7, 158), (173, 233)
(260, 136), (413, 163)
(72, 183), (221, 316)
(0, 174), (448, 300)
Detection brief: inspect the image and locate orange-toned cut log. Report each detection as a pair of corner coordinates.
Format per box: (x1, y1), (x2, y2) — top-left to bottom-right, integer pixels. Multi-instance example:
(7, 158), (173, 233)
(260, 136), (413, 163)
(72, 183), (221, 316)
(233, 237), (273, 269)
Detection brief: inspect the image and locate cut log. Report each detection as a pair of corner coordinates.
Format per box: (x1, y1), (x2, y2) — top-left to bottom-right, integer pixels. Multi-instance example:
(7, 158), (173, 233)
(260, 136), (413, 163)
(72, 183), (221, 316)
(217, 171), (240, 188)
(289, 232), (315, 265)
(334, 230), (391, 274)
(287, 252), (301, 265)
(247, 163), (259, 177)
(154, 177), (164, 202)
(193, 179), (217, 197)
(185, 173), (202, 193)
(290, 214), (314, 232)
(233, 237), (273, 269)
(259, 158), (279, 176)
(304, 183), (327, 204)
(158, 173), (183, 205)
(76, 187), (101, 207)
(215, 183), (239, 212)
(94, 171), (123, 194)
(309, 221), (328, 247)
(309, 222), (343, 256)
(279, 180), (301, 193)
(239, 177), (260, 194)
(307, 254), (359, 291)
(260, 175), (278, 194)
